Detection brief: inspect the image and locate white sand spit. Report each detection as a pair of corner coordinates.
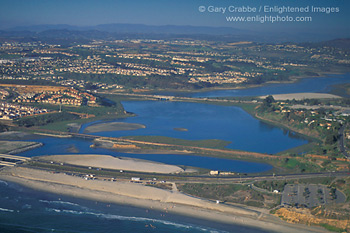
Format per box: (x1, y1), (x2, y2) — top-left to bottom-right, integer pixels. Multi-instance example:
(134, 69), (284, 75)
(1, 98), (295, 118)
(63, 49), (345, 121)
(40, 154), (184, 174)
(261, 93), (341, 101)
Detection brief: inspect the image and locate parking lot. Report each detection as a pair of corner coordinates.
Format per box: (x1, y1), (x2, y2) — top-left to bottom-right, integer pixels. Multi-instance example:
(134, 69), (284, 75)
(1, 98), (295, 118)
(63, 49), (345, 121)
(281, 184), (346, 207)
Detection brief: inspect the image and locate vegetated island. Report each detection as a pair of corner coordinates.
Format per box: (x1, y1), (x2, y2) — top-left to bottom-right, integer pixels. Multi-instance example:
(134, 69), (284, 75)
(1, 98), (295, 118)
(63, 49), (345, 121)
(83, 122), (145, 133)
(0, 155), (327, 233)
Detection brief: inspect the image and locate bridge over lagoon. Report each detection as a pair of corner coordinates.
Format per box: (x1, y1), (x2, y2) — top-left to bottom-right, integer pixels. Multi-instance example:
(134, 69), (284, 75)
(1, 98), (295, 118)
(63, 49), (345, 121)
(0, 154), (30, 167)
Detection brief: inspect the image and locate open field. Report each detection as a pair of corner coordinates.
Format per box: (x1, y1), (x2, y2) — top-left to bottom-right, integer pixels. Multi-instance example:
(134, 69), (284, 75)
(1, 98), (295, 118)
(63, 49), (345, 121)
(0, 84), (68, 94)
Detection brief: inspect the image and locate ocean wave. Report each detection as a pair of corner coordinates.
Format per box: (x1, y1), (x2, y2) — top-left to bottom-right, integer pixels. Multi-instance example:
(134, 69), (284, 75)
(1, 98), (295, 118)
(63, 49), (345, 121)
(0, 207), (14, 212)
(45, 208), (225, 232)
(39, 199), (81, 207)
(103, 213), (191, 228)
(0, 180), (8, 186)
(47, 208), (62, 213)
(102, 213), (225, 232)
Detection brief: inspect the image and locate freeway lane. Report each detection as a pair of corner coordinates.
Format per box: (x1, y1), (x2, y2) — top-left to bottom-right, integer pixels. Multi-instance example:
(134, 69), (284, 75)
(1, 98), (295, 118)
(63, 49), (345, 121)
(173, 171), (350, 184)
(27, 158), (349, 184)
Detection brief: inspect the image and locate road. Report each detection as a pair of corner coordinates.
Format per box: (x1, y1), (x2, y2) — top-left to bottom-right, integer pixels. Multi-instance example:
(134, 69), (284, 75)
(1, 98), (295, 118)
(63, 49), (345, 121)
(173, 171), (350, 184)
(339, 123), (350, 158)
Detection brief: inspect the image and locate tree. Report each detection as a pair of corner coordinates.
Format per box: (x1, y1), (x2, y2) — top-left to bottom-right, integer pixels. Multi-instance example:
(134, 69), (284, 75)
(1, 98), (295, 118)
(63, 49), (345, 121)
(325, 134), (338, 145)
(261, 95), (275, 111)
(264, 95), (275, 105)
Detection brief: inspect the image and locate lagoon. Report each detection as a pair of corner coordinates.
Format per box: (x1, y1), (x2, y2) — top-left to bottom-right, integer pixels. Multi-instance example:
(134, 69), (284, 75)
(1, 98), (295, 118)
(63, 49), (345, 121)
(80, 101), (309, 154)
(19, 74), (350, 174)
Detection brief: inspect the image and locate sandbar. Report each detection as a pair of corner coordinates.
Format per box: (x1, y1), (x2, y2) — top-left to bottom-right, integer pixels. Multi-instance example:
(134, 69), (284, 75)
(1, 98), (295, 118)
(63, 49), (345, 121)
(39, 154), (185, 174)
(260, 93), (341, 101)
(83, 122), (145, 133)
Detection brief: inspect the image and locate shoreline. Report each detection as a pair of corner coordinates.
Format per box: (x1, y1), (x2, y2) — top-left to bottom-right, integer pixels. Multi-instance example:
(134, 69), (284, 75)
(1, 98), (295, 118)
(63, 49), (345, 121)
(0, 166), (328, 233)
(252, 112), (321, 143)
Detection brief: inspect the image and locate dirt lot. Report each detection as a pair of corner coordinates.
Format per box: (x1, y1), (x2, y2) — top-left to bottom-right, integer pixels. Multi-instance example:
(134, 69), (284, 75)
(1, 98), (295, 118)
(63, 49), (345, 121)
(0, 84), (68, 94)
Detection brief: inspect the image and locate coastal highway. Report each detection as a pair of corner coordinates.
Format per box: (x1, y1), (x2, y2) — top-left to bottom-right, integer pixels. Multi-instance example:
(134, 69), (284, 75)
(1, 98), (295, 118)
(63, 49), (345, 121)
(27, 158), (349, 184)
(183, 171), (350, 184)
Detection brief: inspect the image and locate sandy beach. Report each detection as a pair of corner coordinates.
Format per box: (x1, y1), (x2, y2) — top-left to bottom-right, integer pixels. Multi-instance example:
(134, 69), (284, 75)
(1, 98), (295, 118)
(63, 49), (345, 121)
(39, 154), (185, 174)
(83, 122), (145, 133)
(0, 165), (328, 233)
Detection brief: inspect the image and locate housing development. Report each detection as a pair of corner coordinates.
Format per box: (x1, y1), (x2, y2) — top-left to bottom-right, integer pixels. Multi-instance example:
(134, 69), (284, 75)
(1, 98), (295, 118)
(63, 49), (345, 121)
(1, 39), (349, 91)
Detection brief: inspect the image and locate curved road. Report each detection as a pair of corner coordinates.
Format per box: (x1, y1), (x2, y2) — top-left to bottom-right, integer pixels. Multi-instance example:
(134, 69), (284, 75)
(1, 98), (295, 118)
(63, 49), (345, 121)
(339, 123), (349, 158)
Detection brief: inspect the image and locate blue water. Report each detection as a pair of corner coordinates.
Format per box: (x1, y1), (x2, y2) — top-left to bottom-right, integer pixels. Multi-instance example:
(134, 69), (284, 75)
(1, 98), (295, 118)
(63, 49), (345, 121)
(18, 137), (272, 173)
(0, 180), (268, 233)
(80, 101), (309, 154)
(158, 73), (350, 97)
